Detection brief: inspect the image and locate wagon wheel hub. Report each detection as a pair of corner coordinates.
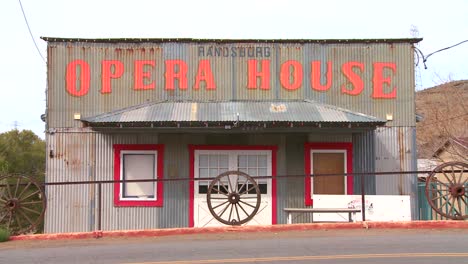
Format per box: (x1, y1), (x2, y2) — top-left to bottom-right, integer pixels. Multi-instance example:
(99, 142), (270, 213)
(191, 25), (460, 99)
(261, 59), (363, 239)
(228, 193), (240, 204)
(6, 199), (19, 211)
(450, 185), (465, 197)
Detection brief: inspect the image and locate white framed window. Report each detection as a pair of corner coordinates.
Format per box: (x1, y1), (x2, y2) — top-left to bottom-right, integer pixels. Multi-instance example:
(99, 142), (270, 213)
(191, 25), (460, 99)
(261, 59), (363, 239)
(113, 144), (164, 207)
(120, 151), (157, 200)
(194, 150), (272, 195)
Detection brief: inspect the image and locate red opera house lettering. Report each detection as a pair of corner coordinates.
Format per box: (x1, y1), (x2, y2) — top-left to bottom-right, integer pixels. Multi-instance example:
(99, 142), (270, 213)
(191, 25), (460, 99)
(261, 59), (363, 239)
(65, 59), (398, 99)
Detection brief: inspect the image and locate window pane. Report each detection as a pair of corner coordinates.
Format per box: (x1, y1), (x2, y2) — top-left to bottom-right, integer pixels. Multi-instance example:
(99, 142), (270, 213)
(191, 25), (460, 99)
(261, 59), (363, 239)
(219, 155), (229, 167)
(238, 155), (247, 167)
(248, 168), (257, 176)
(238, 167), (247, 173)
(209, 168), (219, 177)
(199, 155), (209, 167)
(198, 185), (208, 194)
(248, 155), (257, 166)
(199, 168), (209, 178)
(258, 155), (267, 167)
(123, 154), (155, 198)
(258, 168), (267, 177)
(209, 155), (218, 167)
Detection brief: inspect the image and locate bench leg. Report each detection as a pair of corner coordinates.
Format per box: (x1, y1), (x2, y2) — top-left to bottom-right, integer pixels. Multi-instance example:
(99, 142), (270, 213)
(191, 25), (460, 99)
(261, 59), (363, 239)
(348, 212), (352, 222)
(288, 213), (292, 224)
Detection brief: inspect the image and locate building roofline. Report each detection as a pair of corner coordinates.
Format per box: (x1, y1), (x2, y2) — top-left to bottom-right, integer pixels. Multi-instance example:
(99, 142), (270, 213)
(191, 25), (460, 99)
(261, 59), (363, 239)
(40, 37), (423, 44)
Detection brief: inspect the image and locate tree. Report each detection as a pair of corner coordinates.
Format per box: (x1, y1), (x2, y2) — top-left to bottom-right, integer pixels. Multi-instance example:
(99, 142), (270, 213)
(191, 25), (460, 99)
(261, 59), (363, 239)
(0, 129), (45, 178)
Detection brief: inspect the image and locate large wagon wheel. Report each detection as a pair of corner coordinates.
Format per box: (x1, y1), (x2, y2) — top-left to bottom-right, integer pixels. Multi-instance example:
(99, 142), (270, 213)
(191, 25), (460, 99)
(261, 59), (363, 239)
(425, 162), (468, 220)
(0, 175), (46, 235)
(207, 171), (261, 226)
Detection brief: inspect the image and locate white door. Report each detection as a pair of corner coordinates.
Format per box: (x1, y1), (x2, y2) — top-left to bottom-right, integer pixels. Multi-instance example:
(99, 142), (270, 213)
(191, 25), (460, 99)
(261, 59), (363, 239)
(194, 150), (272, 227)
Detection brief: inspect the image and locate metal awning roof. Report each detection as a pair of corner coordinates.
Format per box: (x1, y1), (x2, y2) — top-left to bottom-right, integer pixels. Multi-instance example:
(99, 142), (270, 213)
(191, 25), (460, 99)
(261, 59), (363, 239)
(82, 100), (386, 128)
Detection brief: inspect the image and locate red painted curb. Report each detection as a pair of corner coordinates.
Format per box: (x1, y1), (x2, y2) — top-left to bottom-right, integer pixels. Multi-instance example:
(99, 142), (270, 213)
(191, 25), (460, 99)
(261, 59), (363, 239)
(9, 221), (468, 241)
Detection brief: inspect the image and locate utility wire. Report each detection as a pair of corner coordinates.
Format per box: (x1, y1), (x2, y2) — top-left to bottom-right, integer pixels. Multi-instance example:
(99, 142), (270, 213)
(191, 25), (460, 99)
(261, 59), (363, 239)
(17, 0), (46, 63)
(415, 39), (468, 69)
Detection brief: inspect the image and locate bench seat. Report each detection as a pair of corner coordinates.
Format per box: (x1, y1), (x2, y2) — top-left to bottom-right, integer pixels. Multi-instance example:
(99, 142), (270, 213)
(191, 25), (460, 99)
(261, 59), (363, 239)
(283, 208), (361, 224)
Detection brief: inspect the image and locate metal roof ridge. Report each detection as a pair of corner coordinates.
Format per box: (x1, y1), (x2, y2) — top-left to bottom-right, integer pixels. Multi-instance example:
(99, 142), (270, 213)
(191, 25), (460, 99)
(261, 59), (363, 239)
(40, 37), (423, 44)
(81, 100), (167, 122)
(303, 99), (386, 122)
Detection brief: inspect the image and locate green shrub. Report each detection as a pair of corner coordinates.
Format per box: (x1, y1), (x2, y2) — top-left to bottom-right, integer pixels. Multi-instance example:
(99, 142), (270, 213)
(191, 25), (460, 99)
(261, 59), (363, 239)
(0, 228), (10, 242)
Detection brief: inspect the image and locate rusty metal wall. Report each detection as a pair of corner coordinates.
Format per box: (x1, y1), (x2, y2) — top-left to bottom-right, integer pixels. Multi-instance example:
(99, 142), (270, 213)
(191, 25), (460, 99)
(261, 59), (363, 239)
(44, 130), (96, 233)
(374, 126), (418, 218)
(46, 41), (415, 129)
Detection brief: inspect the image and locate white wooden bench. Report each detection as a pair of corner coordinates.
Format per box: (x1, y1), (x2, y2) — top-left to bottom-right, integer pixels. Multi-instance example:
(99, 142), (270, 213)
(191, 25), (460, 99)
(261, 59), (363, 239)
(283, 208), (361, 224)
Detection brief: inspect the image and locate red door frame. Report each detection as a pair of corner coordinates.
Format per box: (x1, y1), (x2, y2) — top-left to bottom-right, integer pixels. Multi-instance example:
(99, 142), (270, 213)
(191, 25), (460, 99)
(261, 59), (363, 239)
(188, 145), (278, 227)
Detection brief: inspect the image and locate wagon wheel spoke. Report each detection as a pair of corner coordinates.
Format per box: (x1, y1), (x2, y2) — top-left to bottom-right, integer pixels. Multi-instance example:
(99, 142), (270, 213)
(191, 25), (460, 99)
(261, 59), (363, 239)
(238, 178), (249, 194)
(211, 187), (228, 196)
(0, 212), (9, 224)
(228, 203), (234, 222)
(218, 203), (231, 218)
(431, 178), (450, 189)
(234, 204), (241, 222)
(219, 183), (229, 194)
(15, 213), (24, 234)
(239, 200), (256, 209)
(6, 213), (13, 230)
(17, 209), (36, 230)
(240, 186), (256, 195)
(212, 200), (229, 210)
(237, 202), (249, 216)
(20, 200), (44, 206)
(13, 177), (21, 198)
(0, 196), (7, 204)
(20, 190), (41, 202)
(456, 197), (463, 218)
(240, 196), (258, 199)
(460, 195), (468, 208)
(454, 165), (465, 184)
(440, 170), (454, 185)
(5, 180), (13, 199)
(431, 193), (449, 201)
(21, 206), (42, 215)
(17, 181), (32, 200)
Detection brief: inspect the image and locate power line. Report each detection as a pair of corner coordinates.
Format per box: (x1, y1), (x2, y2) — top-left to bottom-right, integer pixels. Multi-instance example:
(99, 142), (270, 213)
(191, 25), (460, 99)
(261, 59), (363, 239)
(17, 0), (46, 63)
(415, 39), (468, 69)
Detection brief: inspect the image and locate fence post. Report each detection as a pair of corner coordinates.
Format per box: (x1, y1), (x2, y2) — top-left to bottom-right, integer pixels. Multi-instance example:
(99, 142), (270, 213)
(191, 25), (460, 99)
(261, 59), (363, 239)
(97, 183), (102, 231)
(361, 174), (366, 221)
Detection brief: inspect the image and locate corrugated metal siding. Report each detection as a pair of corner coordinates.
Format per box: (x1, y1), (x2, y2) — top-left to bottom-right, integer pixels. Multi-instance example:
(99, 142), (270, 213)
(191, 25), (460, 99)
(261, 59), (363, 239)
(353, 131), (376, 195)
(46, 42), (415, 128)
(45, 131), (95, 233)
(374, 126), (418, 219)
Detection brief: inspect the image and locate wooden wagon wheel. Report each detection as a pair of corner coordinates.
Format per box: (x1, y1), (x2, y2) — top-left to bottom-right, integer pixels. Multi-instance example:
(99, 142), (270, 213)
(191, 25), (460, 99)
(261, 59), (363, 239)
(0, 175), (46, 235)
(207, 171), (261, 226)
(425, 161), (468, 220)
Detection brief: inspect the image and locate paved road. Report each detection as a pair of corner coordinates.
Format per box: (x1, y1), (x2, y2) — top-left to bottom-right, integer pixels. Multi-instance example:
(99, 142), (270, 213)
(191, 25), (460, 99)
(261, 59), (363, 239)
(0, 229), (467, 264)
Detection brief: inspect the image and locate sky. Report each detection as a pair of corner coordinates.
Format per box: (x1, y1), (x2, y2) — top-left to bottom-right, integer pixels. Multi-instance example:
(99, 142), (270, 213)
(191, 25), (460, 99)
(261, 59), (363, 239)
(0, 0), (467, 139)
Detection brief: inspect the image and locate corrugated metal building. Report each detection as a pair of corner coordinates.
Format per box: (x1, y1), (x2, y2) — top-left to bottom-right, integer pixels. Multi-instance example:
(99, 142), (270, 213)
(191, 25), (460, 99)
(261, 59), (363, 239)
(42, 37), (421, 232)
